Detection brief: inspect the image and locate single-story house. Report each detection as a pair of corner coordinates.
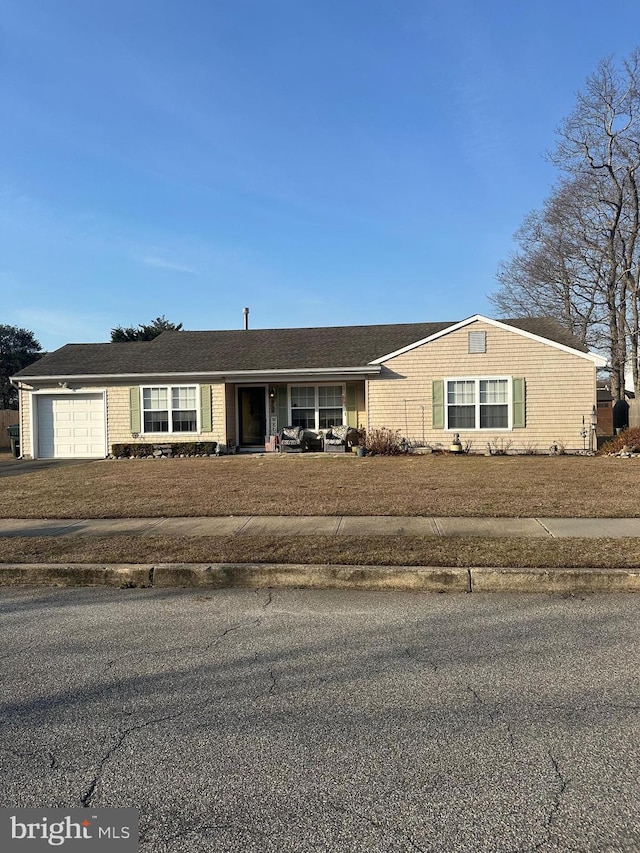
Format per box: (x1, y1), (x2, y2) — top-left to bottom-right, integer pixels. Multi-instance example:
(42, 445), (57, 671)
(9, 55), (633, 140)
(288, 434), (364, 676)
(10, 314), (607, 458)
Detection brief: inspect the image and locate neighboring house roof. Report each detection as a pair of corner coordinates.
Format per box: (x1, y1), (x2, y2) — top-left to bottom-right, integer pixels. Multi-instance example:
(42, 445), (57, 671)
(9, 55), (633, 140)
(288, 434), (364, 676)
(11, 315), (596, 381)
(597, 378), (635, 400)
(597, 381), (613, 403)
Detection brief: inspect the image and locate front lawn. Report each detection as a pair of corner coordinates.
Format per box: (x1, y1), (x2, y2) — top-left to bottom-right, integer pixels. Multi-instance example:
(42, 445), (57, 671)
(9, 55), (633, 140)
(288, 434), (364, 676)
(1, 452), (638, 519)
(3, 454), (640, 568)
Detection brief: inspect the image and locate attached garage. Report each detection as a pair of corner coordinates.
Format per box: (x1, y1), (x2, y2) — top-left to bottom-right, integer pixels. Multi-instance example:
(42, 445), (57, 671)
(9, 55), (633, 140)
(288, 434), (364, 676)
(35, 393), (106, 459)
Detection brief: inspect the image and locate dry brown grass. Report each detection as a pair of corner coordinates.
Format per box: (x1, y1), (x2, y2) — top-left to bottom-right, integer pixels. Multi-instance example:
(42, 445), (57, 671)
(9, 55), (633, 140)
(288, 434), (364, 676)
(1, 534), (639, 568)
(1, 453), (640, 519)
(4, 454), (640, 569)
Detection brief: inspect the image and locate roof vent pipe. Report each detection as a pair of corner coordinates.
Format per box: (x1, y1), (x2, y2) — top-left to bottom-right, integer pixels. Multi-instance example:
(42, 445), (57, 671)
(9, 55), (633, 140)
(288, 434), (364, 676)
(243, 307), (249, 330)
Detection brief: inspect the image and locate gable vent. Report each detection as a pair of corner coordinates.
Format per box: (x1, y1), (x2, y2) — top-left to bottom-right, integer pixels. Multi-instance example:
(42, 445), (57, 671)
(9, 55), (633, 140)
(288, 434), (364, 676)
(468, 330), (486, 353)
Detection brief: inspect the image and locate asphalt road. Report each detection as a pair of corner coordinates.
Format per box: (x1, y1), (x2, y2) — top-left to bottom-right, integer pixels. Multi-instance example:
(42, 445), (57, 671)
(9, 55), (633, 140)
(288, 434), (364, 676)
(0, 588), (638, 852)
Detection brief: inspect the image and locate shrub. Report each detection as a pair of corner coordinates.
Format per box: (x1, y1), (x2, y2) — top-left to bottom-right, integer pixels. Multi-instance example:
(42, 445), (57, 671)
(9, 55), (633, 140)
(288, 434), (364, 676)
(599, 427), (640, 455)
(519, 441), (538, 456)
(175, 442), (218, 456)
(486, 438), (513, 456)
(112, 443), (154, 457)
(364, 428), (408, 456)
(111, 441), (218, 457)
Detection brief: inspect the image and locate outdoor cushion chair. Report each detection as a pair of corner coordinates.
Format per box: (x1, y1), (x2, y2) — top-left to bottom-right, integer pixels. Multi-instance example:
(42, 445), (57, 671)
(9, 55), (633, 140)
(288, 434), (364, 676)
(279, 426), (307, 452)
(323, 424), (357, 453)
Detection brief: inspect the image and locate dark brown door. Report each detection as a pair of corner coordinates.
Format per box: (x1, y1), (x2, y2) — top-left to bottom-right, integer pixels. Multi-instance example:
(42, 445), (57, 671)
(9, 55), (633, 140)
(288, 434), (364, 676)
(238, 387), (267, 446)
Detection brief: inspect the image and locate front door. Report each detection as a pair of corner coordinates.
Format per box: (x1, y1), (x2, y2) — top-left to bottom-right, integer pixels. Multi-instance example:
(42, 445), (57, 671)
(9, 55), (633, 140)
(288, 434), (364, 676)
(238, 387), (267, 446)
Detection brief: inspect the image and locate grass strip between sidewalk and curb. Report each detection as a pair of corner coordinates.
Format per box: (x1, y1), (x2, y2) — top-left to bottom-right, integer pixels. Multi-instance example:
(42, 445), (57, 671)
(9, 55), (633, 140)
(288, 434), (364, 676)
(2, 534), (640, 568)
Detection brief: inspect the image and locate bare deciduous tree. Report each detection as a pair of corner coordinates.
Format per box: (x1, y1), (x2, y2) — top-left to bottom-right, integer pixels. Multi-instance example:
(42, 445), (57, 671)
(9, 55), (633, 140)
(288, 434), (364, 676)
(492, 178), (607, 350)
(491, 49), (640, 399)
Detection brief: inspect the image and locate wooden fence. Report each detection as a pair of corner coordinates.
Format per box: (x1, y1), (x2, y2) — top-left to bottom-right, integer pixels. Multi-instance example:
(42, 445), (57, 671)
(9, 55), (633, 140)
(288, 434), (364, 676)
(0, 410), (19, 449)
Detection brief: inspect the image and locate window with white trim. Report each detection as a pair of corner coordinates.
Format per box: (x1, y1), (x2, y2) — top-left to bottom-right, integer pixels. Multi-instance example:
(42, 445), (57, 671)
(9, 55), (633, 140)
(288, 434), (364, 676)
(142, 385), (198, 433)
(446, 378), (509, 430)
(290, 384), (344, 429)
(290, 386), (316, 429)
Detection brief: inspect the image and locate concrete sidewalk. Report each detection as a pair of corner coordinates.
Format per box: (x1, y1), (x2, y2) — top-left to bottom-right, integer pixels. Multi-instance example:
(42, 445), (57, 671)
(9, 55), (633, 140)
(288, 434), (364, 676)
(2, 515), (640, 538)
(3, 515), (640, 592)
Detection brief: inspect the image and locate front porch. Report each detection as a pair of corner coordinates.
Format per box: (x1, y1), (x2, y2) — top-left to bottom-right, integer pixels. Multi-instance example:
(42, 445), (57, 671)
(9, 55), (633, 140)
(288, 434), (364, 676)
(226, 380), (365, 452)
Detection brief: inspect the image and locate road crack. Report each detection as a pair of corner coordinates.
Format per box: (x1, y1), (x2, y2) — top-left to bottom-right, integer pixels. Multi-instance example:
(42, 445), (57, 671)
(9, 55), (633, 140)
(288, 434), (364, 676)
(80, 711), (184, 807)
(251, 649), (280, 700)
(530, 751), (570, 852)
(259, 587), (273, 609)
(547, 752), (569, 828)
(140, 820), (234, 848)
(102, 611), (266, 675)
(328, 801), (427, 852)
(0, 745), (39, 760)
(195, 617), (262, 658)
(467, 686), (515, 749)
(268, 668), (277, 695)
(404, 647), (438, 673)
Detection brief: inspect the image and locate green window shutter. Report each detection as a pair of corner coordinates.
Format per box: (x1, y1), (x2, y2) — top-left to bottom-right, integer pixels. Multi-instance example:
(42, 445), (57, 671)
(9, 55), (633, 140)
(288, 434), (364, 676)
(276, 386), (288, 430)
(200, 384), (212, 433)
(432, 380), (444, 429)
(512, 378), (525, 428)
(346, 384), (357, 428)
(129, 387), (141, 433)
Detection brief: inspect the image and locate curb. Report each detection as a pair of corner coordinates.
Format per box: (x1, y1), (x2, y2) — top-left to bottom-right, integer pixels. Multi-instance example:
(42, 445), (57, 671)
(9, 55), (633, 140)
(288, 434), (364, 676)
(153, 564), (468, 591)
(470, 567), (640, 593)
(0, 564), (152, 587)
(0, 563), (639, 592)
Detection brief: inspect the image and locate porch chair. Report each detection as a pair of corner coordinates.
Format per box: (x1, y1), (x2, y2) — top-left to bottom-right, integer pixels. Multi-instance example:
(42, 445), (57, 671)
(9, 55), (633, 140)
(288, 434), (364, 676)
(278, 426), (307, 453)
(323, 424), (357, 453)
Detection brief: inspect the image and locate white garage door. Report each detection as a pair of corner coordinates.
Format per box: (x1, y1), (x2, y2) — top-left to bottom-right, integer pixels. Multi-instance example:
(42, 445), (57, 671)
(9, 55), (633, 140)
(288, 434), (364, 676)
(37, 394), (106, 458)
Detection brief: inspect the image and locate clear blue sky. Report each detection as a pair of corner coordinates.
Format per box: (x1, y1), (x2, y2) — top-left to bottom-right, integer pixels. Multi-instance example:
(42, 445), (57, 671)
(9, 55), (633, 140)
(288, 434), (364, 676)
(2, 0), (640, 352)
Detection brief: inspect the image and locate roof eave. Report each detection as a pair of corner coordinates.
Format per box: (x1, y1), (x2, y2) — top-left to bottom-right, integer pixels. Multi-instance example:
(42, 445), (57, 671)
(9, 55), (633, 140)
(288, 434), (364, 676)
(11, 365), (382, 384)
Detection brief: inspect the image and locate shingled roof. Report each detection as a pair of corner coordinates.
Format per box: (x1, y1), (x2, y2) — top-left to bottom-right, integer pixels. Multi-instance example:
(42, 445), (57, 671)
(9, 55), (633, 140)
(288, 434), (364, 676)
(12, 316), (590, 379)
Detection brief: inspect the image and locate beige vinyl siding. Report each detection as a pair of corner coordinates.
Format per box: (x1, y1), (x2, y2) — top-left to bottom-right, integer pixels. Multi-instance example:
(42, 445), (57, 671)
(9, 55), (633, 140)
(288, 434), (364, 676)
(212, 384), (226, 441)
(366, 320), (597, 451)
(107, 383), (227, 449)
(18, 386), (33, 457)
(105, 386), (130, 445)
